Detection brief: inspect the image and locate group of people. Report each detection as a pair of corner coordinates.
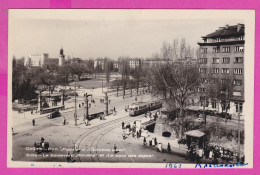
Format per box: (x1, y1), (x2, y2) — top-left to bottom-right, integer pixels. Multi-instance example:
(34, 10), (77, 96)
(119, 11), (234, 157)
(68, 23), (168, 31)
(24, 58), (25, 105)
(34, 137), (49, 154)
(121, 121), (143, 140)
(186, 144), (245, 164)
(143, 137), (172, 153)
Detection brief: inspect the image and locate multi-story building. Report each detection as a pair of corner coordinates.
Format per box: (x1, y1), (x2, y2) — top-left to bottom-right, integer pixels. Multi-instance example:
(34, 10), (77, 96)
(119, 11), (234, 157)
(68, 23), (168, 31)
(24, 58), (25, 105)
(25, 48), (65, 67)
(197, 24), (245, 117)
(128, 58), (141, 69)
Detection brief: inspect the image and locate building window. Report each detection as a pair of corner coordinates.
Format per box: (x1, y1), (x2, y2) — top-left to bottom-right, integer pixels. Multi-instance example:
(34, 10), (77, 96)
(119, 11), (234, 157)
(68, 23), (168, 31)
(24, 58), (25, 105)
(233, 79), (242, 86)
(235, 102), (243, 112)
(222, 57), (230, 64)
(221, 68), (230, 74)
(213, 47), (220, 53)
(200, 78), (208, 84)
(233, 91), (242, 97)
(222, 47), (230, 53)
(234, 57), (243, 63)
(212, 58), (219, 64)
(235, 46), (244, 52)
(211, 100), (217, 109)
(201, 48), (208, 53)
(199, 68), (207, 73)
(199, 58), (207, 64)
(198, 88), (206, 93)
(212, 68), (219, 74)
(234, 68), (243, 75)
(221, 79), (228, 84)
(239, 36), (244, 41)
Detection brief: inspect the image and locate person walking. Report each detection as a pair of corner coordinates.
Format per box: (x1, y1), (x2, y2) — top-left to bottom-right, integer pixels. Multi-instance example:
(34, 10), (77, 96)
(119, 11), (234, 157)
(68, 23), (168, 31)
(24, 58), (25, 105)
(114, 106), (116, 112)
(67, 153), (71, 162)
(32, 119), (35, 126)
(122, 122), (125, 129)
(63, 118), (66, 125)
(114, 144), (117, 154)
(154, 137), (157, 145)
(167, 143), (171, 153)
(143, 137), (147, 146)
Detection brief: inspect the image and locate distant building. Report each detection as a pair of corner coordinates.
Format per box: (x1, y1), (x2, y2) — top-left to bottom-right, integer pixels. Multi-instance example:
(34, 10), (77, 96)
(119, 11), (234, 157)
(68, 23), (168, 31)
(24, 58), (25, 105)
(25, 48), (65, 67)
(197, 23), (245, 117)
(128, 58), (141, 69)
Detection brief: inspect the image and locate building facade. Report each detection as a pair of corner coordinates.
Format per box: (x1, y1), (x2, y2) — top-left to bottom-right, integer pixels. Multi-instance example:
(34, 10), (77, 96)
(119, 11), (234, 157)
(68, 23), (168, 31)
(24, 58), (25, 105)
(197, 24), (245, 118)
(25, 48), (65, 67)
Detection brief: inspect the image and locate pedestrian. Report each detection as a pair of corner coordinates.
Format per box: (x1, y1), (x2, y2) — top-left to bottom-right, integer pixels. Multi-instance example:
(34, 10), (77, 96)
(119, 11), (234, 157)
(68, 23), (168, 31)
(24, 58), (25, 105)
(67, 153), (71, 162)
(136, 131), (139, 138)
(114, 144), (117, 154)
(158, 143), (162, 152)
(143, 137), (147, 146)
(114, 107), (116, 112)
(82, 102), (84, 107)
(139, 129), (142, 137)
(31, 110), (33, 115)
(167, 143), (171, 153)
(122, 122), (125, 129)
(32, 119), (35, 126)
(41, 137), (45, 143)
(154, 137), (157, 145)
(63, 118), (66, 125)
(152, 138), (155, 146)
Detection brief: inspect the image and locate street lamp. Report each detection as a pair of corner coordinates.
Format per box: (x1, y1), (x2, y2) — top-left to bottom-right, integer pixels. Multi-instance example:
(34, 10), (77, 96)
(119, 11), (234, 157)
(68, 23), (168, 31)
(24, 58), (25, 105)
(85, 93), (92, 125)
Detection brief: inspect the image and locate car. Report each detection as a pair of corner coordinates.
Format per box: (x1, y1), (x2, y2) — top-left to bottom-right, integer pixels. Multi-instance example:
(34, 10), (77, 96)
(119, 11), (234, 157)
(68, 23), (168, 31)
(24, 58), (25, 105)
(204, 110), (216, 116)
(216, 112), (232, 120)
(49, 111), (61, 119)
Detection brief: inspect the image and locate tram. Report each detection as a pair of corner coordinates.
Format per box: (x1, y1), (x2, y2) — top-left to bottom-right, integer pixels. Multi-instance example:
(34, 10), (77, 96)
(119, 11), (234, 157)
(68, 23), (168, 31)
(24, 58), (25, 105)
(129, 100), (162, 116)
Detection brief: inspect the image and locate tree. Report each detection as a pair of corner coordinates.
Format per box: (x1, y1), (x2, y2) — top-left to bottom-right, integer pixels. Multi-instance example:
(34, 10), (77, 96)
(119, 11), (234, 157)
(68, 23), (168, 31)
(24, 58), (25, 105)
(130, 60), (143, 95)
(152, 39), (201, 138)
(119, 57), (131, 98)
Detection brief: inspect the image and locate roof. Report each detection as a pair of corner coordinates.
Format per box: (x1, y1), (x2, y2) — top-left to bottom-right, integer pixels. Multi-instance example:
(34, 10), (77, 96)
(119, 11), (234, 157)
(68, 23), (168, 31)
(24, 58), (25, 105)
(203, 24), (244, 39)
(131, 102), (147, 106)
(184, 130), (205, 138)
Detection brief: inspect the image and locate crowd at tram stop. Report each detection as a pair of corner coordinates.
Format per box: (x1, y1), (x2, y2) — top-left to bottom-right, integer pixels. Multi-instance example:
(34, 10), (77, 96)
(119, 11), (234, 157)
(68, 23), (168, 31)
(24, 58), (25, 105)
(185, 143), (245, 164)
(121, 119), (171, 153)
(33, 137), (50, 154)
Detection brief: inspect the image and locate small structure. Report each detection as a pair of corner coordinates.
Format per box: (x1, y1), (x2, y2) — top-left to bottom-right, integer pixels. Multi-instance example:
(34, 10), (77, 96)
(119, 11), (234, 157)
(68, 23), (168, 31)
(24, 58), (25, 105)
(38, 91), (65, 114)
(184, 130), (206, 150)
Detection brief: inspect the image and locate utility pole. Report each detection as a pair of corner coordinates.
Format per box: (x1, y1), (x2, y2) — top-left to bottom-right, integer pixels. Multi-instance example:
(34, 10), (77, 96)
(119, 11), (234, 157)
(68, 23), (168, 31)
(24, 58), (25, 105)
(102, 79), (103, 93)
(104, 92), (109, 116)
(85, 93), (92, 125)
(238, 105), (241, 162)
(74, 80), (77, 126)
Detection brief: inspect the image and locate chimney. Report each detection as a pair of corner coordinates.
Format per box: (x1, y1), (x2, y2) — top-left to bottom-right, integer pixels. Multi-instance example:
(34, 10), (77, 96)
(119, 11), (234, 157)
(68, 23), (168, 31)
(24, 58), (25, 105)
(237, 23), (242, 32)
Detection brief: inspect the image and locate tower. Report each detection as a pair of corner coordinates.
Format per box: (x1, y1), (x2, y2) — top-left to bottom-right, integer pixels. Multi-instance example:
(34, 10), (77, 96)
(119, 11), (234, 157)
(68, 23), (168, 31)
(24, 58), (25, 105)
(59, 47), (65, 66)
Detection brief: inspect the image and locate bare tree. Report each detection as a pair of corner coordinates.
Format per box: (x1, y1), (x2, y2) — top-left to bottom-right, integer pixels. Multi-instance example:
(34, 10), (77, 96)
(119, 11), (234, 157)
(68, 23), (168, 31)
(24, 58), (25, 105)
(153, 38), (201, 138)
(119, 57), (130, 98)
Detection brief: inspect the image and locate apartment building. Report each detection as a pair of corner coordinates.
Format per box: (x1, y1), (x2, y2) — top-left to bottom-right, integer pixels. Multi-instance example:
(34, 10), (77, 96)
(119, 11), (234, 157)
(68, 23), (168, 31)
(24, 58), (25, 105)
(197, 24), (245, 117)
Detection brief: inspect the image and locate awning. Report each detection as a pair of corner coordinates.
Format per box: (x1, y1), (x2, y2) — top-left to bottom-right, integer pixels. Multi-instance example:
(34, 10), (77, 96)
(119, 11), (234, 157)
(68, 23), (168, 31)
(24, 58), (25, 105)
(184, 130), (205, 138)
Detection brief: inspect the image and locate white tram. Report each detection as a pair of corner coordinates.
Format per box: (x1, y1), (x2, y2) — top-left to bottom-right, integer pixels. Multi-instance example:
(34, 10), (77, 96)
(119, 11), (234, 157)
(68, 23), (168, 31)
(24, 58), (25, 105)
(129, 100), (162, 116)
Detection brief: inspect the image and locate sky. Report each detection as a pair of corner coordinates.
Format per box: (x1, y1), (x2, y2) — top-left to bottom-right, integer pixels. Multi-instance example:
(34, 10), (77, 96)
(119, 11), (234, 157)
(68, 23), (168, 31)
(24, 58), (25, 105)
(9, 9), (246, 60)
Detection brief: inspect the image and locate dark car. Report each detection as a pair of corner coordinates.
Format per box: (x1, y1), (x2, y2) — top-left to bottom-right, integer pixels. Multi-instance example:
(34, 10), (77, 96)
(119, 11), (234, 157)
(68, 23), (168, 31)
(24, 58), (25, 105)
(216, 112), (232, 120)
(204, 110), (216, 116)
(49, 111), (61, 119)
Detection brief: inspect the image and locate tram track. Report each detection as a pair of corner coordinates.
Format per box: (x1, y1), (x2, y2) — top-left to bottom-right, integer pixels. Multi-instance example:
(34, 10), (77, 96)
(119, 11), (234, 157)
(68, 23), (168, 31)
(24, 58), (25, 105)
(75, 114), (145, 162)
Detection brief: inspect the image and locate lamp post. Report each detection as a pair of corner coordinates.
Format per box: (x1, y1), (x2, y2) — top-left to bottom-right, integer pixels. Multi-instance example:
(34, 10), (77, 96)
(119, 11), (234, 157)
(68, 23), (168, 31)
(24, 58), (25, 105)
(74, 80), (77, 126)
(85, 93), (92, 125)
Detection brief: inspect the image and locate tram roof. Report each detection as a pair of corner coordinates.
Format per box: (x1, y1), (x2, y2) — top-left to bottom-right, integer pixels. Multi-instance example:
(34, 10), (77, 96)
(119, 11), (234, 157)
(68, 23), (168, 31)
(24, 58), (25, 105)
(130, 102), (148, 106)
